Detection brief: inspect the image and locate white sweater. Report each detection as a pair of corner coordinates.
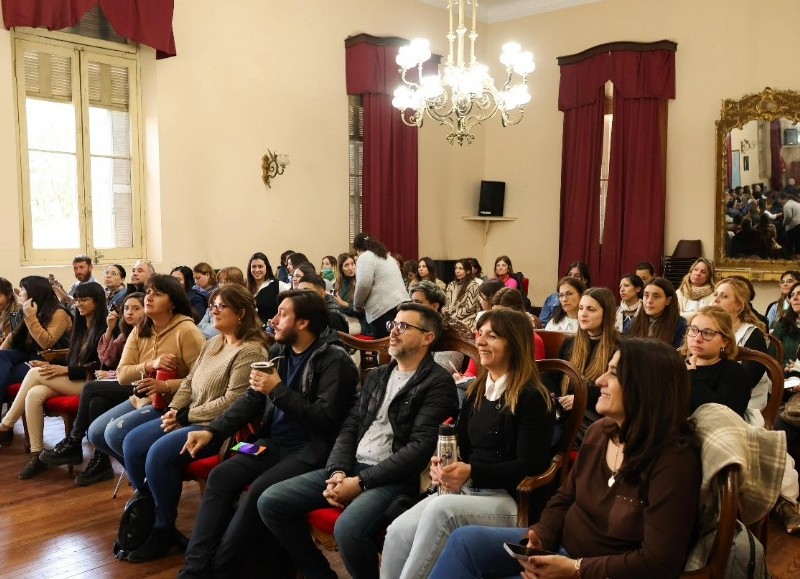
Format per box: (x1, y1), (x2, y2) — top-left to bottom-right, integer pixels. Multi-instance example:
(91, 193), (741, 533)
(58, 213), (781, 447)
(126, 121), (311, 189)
(353, 251), (409, 323)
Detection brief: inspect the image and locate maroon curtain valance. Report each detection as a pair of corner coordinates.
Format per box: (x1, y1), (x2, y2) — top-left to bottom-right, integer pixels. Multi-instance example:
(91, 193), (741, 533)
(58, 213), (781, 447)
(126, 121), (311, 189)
(346, 42), (401, 95)
(2, 0), (176, 58)
(558, 41), (676, 111)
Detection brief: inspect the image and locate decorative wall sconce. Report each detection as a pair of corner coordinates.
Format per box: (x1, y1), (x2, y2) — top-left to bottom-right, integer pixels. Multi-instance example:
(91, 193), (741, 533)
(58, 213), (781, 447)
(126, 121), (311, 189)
(740, 138), (755, 153)
(261, 150), (290, 188)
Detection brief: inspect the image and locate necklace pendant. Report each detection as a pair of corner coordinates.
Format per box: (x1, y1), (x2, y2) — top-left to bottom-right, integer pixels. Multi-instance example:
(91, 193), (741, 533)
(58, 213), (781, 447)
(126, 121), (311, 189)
(607, 474), (616, 487)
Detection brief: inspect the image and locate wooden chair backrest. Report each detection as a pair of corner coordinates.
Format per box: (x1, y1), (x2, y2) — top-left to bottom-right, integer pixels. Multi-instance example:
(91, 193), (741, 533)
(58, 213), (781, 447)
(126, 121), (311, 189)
(432, 332), (479, 364)
(764, 333), (784, 367)
(534, 330), (570, 359)
(516, 358), (586, 527)
(681, 464), (740, 578)
(736, 346), (784, 430)
(337, 332), (391, 384)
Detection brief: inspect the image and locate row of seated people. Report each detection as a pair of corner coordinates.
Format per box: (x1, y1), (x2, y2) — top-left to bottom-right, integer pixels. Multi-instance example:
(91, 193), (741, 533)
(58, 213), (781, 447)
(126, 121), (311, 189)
(0, 236), (797, 575)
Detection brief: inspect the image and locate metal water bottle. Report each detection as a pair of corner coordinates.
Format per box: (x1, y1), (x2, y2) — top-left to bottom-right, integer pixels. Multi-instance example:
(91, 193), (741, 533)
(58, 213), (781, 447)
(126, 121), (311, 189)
(436, 418), (457, 495)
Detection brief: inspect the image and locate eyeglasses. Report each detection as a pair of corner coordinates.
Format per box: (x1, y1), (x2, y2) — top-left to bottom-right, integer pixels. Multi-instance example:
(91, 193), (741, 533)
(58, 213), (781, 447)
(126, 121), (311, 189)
(686, 325), (724, 341)
(386, 320), (430, 334)
(790, 291), (800, 299)
(558, 291), (577, 299)
(209, 303), (230, 312)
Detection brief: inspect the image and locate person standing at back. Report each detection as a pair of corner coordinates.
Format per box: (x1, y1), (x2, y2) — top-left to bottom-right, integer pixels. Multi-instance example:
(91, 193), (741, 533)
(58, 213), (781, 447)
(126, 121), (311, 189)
(352, 233), (409, 339)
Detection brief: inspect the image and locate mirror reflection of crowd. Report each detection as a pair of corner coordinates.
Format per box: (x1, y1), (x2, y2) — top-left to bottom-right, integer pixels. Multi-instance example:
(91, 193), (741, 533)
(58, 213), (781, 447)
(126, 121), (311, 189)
(726, 180), (800, 259)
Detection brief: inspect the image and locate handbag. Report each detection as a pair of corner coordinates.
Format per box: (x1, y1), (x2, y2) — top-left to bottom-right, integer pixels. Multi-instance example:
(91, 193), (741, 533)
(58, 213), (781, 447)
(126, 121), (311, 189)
(781, 392), (800, 427)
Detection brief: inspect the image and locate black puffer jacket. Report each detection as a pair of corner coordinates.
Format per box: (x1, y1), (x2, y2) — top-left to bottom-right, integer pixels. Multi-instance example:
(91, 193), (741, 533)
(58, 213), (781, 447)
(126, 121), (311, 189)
(204, 335), (358, 466)
(326, 354), (459, 489)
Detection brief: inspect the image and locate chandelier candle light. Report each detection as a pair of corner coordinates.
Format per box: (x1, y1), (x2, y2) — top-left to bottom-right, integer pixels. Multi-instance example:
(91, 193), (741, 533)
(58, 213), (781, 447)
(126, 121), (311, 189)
(392, 0), (535, 146)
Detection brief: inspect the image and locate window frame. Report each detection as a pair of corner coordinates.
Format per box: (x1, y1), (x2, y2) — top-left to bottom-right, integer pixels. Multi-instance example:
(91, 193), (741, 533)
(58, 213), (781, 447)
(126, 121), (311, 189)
(12, 30), (144, 265)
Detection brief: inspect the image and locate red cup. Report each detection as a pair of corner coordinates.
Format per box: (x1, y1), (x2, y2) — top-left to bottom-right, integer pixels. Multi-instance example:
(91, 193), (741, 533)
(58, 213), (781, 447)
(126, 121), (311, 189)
(153, 368), (178, 410)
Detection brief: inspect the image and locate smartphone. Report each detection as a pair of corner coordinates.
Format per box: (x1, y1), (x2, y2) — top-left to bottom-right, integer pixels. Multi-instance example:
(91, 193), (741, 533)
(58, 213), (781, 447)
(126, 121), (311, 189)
(231, 442), (266, 456)
(131, 382), (149, 398)
(503, 542), (555, 560)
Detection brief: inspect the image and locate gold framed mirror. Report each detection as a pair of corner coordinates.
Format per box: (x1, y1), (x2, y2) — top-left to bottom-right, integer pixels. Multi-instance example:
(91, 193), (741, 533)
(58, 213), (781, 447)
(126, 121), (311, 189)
(715, 87), (800, 281)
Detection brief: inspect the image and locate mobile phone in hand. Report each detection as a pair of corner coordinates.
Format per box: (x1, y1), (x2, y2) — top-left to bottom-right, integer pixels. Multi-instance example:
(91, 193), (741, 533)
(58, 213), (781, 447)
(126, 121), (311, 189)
(503, 542), (555, 560)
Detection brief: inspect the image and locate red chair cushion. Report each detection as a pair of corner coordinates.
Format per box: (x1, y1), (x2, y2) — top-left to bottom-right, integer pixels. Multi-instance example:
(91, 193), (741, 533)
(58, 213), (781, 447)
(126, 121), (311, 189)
(44, 395), (79, 414)
(183, 456), (220, 479)
(307, 507), (344, 535)
(7, 383), (22, 398)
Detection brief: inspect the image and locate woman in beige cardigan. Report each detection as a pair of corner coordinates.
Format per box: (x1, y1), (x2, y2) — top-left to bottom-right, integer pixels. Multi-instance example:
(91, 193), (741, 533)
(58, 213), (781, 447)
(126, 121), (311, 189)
(119, 283), (270, 562)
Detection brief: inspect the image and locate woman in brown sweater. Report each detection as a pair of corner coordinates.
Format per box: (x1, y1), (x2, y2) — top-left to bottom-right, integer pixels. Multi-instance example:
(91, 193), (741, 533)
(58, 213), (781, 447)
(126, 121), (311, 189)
(429, 337), (701, 579)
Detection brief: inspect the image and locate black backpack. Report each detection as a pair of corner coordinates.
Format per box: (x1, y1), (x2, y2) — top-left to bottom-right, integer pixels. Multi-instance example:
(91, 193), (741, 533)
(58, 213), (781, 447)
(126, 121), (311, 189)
(113, 490), (155, 560)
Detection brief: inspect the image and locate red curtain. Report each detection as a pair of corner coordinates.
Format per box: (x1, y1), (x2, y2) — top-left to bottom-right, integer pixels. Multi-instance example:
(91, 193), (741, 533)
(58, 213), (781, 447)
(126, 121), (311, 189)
(2, 0), (176, 58)
(558, 44), (675, 288)
(346, 40), (419, 260)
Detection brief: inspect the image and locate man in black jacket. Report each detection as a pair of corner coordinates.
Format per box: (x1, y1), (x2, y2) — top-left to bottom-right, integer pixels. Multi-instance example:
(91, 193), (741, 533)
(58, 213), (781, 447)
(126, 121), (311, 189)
(177, 290), (358, 578)
(258, 302), (459, 579)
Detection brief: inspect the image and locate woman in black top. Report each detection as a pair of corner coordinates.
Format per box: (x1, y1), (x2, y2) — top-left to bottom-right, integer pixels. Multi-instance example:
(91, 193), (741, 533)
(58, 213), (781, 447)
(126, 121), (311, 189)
(246, 252), (280, 325)
(684, 306), (750, 416)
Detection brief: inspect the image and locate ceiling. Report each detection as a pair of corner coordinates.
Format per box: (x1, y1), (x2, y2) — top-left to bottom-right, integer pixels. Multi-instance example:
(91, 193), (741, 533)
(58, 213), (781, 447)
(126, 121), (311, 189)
(415, 0), (604, 23)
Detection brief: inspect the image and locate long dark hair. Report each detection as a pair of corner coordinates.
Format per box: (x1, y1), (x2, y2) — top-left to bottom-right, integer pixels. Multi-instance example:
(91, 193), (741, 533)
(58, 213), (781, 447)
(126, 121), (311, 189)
(417, 257), (439, 284)
(119, 292), (145, 337)
(630, 278), (680, 344)
(0, 277), (18, 335)
(139, 275), (194, 338)
(209, 284), (272, 350)
(67, 282), (107, 367)
(11, 276), (68, 350)
(170, 266), (194, 293)
(246, 252), (275, 294)
(335, 253), (356, 303)
(566, 261), (592, 287)
(452, 258), (476, 303)
(611, 337), (696, 484)
(776, 281), (800, 338)
(353, 232), (389, 259)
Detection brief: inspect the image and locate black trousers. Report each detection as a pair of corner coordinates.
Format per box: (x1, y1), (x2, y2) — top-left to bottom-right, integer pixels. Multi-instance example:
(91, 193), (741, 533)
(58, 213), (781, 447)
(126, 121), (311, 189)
(71, 380), (131, 440)
(368, 307), (398, 339)
(180, 441), (315, 578)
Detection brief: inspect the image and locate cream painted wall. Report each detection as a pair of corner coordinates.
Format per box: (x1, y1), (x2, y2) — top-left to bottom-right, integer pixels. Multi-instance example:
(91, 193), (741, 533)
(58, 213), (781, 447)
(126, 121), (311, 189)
(1, 0), (798, 315)
(477, 0), (800, 310)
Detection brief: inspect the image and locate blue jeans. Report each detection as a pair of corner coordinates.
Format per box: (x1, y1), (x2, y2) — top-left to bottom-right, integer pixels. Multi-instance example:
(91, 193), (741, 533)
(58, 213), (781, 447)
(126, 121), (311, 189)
(428, 525), (531, 579)
(122, 419), (220, 529)
(0, 349), (32, 402)
(87, 400), (161, 464)
(258, 466), (415, 579)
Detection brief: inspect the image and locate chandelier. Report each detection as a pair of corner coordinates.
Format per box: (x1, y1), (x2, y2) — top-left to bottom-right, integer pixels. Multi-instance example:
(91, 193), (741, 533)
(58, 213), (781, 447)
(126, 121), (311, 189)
(392, 0), (535, 146)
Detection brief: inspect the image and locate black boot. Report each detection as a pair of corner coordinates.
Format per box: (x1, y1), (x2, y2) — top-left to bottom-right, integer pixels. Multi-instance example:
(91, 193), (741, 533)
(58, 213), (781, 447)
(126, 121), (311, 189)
(126, 526), (181, 563)
(74, 450), (113, 486)
(19, 453), (47, 479)
(40, 435), (83, 466)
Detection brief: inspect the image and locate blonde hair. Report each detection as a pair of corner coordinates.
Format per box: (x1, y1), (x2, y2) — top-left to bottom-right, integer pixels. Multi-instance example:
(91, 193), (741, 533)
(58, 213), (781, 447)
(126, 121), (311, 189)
(714, 278), (766, 333)
(684, 306), (738, 361)
(678, 258), (715, 294)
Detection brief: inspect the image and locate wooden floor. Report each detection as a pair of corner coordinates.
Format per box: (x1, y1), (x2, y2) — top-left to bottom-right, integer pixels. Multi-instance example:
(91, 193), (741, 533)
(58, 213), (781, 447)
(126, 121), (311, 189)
(0, 418), (347, 578)
(1, 419), (799, 578)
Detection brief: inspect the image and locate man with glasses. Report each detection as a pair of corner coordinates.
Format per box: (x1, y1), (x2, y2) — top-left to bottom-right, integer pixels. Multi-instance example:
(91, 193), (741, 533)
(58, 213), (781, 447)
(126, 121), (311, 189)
(177, 290), (359, 578)
(258, 302), (459, 579)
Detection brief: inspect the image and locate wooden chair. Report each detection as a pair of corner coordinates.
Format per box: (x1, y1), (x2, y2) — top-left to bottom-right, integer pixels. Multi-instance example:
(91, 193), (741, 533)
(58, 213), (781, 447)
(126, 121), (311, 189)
(336, 332), (390, 385)
(534, 330), (570, 359)
(433, 331), (478, 362)
(736, 346), (784, 430)
(681, 465), (740, 578)
(764, 333), (784, 367)
(516, 358), (586, 527)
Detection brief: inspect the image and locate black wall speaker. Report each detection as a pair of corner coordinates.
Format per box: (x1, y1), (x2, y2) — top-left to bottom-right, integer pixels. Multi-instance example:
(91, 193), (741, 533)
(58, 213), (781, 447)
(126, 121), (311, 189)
(478, 180), (506, 216)
(785, 128), (799, 146)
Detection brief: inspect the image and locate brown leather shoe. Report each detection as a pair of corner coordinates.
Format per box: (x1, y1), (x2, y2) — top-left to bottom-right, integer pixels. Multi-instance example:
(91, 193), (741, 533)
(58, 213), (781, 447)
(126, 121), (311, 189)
(774, 497), (800, 534)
